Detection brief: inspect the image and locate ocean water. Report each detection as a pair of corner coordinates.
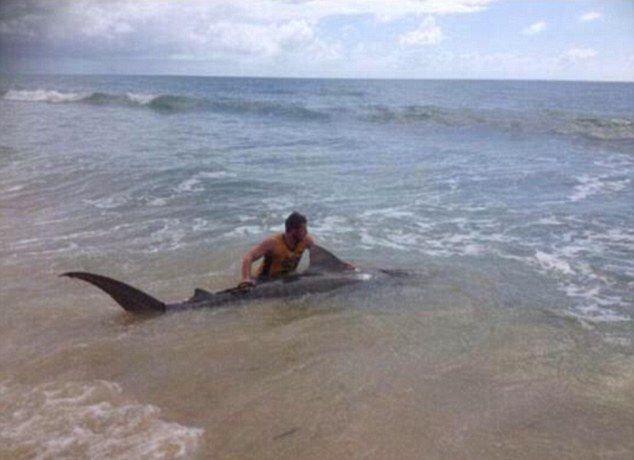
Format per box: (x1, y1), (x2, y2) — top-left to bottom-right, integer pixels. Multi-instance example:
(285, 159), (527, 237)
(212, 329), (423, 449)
(1, 75), (633, 459)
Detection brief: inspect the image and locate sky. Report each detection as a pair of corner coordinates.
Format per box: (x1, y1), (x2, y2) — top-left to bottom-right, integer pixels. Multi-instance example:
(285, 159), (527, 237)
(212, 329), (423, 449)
(0, 0), (632, 81)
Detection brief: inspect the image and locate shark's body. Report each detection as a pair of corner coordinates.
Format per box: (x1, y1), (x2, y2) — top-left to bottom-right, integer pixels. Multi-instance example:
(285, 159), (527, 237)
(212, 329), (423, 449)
(63, 246), (397, 314)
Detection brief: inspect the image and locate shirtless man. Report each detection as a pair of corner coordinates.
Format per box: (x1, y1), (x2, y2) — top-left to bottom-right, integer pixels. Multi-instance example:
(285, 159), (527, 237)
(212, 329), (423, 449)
(240, 212), (351, 288)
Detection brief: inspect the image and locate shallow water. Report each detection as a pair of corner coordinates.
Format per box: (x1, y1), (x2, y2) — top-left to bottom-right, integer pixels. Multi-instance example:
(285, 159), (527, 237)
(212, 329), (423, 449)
(1, 75), (633, 459)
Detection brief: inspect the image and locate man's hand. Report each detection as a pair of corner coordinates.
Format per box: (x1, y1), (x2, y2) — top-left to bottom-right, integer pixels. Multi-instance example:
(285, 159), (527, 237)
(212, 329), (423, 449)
(237, 279), (256, 291)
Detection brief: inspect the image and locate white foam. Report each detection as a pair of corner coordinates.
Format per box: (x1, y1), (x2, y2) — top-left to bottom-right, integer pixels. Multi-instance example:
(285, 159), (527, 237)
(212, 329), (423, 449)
(147, 219), (187, 252)
(0, 380), (203, 459)
(176, 178), (203, 193)
(175, 171), (236, 193)
(192, 218), (211, 232)
(149, 197), (168, 207)
(360, 207), (415, 219)
(536, 216), (562, 226)
(570, 175), (602, 201)
(357, 215), (500, 257)
(462, 243), (486, 255)
(311, 216), (353, 236)
(84, 195), (129, 209)
(359, 230), (407, 251)
(572, 304), (630, 323)
(3, 89), (84, 103)
(593, 154), (634, 170)
(359, 207), (631, 329)
(601, 228), (634, 245)
(224, 225), (266, 238)
(126, 92), (158, 105)
(262, 197), (295, 212)
(354, 211), (628, 330)
(570, 174), (631, 202)
(530, 240), (632, 324)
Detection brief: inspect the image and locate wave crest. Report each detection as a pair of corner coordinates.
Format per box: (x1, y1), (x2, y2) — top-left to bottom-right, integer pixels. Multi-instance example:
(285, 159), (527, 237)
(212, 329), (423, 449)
(2, 88), (328, 120)
(4, 88), (632, 139)
(362, 104), (459, 124)
(3, 89), (84, 103)
(567, 117), (634, 141)
(362, 104), (634, 142)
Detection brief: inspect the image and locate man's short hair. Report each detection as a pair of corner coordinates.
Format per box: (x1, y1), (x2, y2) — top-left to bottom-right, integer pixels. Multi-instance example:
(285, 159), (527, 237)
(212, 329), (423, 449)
(285, 211), (307, 232)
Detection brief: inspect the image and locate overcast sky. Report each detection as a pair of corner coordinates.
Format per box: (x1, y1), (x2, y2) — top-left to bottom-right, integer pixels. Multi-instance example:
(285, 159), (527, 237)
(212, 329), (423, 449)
(1, 0), (632, 81)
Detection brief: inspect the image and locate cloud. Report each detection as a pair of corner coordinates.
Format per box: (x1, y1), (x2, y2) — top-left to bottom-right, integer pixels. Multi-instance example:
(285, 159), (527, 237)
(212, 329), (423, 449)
(0, 0), (496, 37)
(564, 47), (597, 62)
(522, 20), (546, 36)
(580, 11), (603, 22)
(0, 0), (495, 61)
(203, 20), (317, 58)
(399, 16), (444, 46)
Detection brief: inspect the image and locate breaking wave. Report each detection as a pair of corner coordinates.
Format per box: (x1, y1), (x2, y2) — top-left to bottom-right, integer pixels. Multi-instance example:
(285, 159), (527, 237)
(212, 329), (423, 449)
(3, 88), (632, 140)
(2, 88), (328, 120)
(3, 88), (84, 103)
(155, 96), (329, 120)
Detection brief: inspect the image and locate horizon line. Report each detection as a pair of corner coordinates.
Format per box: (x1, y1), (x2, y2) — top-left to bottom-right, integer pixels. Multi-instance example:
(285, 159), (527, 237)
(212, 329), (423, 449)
(1, 71), (632, 85)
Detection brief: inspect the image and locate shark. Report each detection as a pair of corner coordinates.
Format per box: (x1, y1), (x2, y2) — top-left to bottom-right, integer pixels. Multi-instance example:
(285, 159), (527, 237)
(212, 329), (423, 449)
(62, 245), (405, 314)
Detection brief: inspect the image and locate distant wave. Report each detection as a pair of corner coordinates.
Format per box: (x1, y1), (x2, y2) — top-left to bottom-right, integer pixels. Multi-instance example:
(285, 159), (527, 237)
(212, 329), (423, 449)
(361, 104), (468, 125)
(563, 117), (634, 141)
(3, 89), (85, 103)
(3, 89), (632, 140)
(2, 88), (329, 121)
(320, 89), (367, 97)
(3, 88), (164, 106)
(204, 98), (329, 120)
(360, 104), (634, 142)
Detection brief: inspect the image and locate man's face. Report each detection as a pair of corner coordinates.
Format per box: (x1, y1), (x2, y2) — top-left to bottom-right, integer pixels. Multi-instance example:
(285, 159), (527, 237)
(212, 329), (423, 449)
(287, 224), (307, 243)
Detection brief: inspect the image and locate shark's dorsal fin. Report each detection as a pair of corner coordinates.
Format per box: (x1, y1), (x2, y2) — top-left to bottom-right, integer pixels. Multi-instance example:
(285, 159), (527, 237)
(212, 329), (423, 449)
(62, 272), (166, 313)
(188, 288), (213, 303)
(307, 245), (351, 274)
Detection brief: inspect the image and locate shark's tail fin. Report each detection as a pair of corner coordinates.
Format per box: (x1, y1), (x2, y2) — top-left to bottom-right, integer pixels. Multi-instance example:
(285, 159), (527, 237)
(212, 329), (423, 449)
(62, 272), (166, 314)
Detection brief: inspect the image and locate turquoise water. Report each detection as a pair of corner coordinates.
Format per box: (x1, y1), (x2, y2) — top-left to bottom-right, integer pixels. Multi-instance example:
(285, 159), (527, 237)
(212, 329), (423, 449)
(1, 75), (633, 459)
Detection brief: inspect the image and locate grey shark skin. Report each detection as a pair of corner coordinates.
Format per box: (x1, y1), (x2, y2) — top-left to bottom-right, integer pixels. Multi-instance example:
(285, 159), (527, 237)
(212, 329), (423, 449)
(62, 246), (394, 315)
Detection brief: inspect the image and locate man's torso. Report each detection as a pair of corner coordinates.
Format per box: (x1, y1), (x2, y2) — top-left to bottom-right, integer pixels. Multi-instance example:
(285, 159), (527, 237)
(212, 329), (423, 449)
(257, 233), (309, 279)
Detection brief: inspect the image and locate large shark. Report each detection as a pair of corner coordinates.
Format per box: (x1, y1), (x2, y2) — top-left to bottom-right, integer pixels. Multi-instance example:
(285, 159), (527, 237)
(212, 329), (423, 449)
(62, 245), (404, 314)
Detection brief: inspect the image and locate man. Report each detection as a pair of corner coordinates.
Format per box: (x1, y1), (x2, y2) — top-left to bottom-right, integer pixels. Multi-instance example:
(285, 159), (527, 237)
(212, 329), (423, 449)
(239, 212), (352, 288)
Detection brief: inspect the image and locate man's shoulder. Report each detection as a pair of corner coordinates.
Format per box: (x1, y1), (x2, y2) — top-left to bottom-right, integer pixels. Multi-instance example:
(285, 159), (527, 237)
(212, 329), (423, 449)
(262, 233), (283, 246)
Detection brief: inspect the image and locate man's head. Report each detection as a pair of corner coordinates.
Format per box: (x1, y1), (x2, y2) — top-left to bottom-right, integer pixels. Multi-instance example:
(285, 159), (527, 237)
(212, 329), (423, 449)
(285, 211), (307, 243)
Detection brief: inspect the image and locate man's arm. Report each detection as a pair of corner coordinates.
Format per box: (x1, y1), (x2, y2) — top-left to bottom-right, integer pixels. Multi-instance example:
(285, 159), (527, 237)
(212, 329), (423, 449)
(240, 238), (274, 285)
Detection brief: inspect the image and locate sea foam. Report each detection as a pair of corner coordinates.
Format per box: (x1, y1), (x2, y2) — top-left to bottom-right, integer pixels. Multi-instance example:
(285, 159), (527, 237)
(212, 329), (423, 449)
(175, 171), (237, 193)
(570, 174), (630, 202)
(3, 89), (84, 103)
(0, 380), (203, 460)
